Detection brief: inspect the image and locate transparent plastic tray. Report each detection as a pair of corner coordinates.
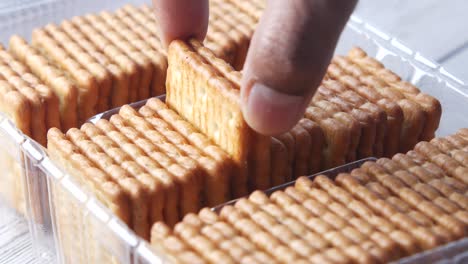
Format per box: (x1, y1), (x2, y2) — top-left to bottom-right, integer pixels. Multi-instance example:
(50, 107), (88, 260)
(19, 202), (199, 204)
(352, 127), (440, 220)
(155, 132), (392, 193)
(0, 0), (467, 263)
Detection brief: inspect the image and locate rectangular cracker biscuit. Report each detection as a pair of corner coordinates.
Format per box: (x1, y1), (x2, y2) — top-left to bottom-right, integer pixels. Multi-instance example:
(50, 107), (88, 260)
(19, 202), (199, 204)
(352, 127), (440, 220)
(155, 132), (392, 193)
(332, 55), (424, 153)
(41, 24), (112, 112)
(145, 98), (237, 199)
(348, 47), (441, 141)
(30, 30), (99, 123)
(136, 104), (230, 206)
(315, 82), (378, 158)
(327, 63), (402, 156)
(312, 100), (361, 163)
(304, 105), (350, 169)
(166, 39), (270, 194)
(80, 14), (152, 102)
(47, 128), (130, 263)
(9, 35), (79, 130)
(270, 138), (288, 186)
(80, 121), (167, 226)
(108, 113), (202, 217)
(110, 108), (204, 217)
(298, 118), (325, 174)
(66, 18), (138, 105)
(98, 11), (167, 97)
(273, 132), (295, 182)
(64, 127), (150, 238)
(360, 162), (466, 240)
(289, 123), (312, 178)
(59, 20), (129, 107)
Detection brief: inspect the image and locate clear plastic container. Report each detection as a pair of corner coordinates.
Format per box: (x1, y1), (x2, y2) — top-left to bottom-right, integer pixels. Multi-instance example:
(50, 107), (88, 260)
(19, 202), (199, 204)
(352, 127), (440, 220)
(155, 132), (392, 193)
(0, 1), (467, 263)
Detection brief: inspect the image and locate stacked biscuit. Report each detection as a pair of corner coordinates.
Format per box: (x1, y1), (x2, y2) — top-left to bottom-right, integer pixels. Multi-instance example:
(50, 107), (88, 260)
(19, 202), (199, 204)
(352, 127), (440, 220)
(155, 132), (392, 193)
(165, 39), (442, 195)
(0, 44), (60, 216)
(149, 129), (468, 264)
(47, 97), (236, 239)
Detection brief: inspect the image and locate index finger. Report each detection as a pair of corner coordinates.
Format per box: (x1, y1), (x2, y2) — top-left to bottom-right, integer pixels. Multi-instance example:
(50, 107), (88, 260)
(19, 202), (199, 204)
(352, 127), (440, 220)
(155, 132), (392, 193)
(153, 0), (209, 46)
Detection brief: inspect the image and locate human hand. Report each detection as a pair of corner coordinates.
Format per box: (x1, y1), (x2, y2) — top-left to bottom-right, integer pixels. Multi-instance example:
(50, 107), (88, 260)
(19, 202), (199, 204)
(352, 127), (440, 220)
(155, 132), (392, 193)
(153, 0), (357, 135)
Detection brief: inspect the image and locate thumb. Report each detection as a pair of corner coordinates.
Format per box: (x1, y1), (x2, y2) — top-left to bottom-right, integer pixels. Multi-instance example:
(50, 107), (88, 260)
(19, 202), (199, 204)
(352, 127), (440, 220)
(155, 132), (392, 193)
(241, 0), (357, 135)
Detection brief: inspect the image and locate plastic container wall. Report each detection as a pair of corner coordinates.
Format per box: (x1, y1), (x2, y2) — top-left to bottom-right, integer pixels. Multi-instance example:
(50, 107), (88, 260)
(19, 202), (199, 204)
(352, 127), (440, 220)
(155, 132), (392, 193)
(0, 1), (467, 263)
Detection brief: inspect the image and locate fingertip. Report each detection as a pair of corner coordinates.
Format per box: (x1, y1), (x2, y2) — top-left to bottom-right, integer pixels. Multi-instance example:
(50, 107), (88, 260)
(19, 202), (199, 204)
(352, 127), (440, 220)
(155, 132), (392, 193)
(241, 82), (308, 136)
(153, 0), (209, 46)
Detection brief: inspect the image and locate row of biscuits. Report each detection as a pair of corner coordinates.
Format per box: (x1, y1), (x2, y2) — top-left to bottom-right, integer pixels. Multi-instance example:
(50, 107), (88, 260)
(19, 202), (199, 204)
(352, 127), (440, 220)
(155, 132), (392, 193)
(149, 128), (468, 264)
(1, 1), (261, 145)
(165, 39), (441, 195)
(0, 1), (261, 218)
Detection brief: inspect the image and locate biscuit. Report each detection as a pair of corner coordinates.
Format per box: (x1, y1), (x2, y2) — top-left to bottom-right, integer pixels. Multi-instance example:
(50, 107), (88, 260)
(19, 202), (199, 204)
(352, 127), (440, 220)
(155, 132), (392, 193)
(68, 17), (139, 104)
(289, 123), (312, 178)
(0, 78), (31, 136)
(430, 138), (468, 166)
(41, 24), (112, 112)
(273, 132), (295, 182)
(144, 98), (238, 198)
(64, 128), (150, 238)
(166, 39), (271, 194)
(270, 190), (373, 263)
(248, 192), (329, 252)
(150, 222), (207, 263)
(328, 174), (438, 252)
(115, 106), (212, 211)
(9, 35), (78, 131)
(316, 83), (378, 158)
(106, 114), (201, 219)
(219, 205), (303, 262)
(59, 20), (129, 107)
(297, 176), (417, 251)
(81, 14), (153, 102)
(284, 187), (394, 261)
(414, 142), (468, 184)
(29, 29), (99, 123)
(114, 7), (165, 54)
(235, 198), (319, 259)
(47, 128), (130, 263)
(361, 162), (466, 239)
(137, 105), (230, 206)
(173, 221), (236, 263)
(98, 11), (167, 97)
(81, 121), (169, 225)
(332, 56), (425, 152)
(327, 63), (403, 156)
(348, 47), (441, 141)
(304, 105), (350, 168)
(313, 99), (362, 162)
(269, 138), (288, 186)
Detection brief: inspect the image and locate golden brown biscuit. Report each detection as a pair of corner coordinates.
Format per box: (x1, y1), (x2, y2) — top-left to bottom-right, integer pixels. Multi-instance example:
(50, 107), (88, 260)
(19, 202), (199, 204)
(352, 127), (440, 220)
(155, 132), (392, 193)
(332, 56), (425, 152)
(80, 121), (169, 225)
(166, 39), (271, 194)
(64, 128), (149, 238)
(298, 118), (325, 174)
(28, 30), (99, 123)
(289, 123), (312, 178)
(106, 114), (201, 219)
(304, 105), (350, 168)
(414, 142), (468, 184)
(348, 47), (441, 141)
(313, 99), (361, 162)
(273, 132), (295, 182)
(270, 138), (288, 186)
(327, 63), (402, 156)
(138, 104), (230, 206)
(98, 11), (167, 97)
(59, 20), (129, 107)
(41, 24), (112, 112)
(67, 17), (139, 104)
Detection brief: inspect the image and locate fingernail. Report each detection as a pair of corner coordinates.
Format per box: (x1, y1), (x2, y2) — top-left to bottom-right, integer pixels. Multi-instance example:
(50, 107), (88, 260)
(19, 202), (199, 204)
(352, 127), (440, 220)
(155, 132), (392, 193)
(242, 82), (306, 135)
